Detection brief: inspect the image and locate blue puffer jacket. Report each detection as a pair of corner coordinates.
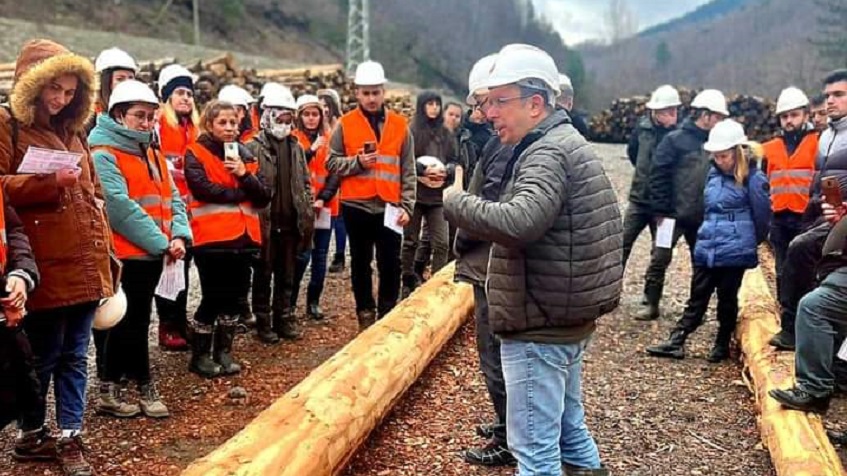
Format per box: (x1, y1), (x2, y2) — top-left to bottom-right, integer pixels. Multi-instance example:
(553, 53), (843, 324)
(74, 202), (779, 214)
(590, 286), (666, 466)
(693, 163), (772, 269)
(89, 114), (192, 259)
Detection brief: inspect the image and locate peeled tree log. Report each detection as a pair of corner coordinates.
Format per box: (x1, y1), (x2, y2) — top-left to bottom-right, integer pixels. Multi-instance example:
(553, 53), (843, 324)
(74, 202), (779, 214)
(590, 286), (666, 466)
(737, 267), (845, 476)
(181, 263), (474, 476)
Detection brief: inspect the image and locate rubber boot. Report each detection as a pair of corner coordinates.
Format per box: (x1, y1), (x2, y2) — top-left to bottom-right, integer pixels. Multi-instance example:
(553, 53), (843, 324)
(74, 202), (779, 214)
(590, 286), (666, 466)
(646, 328), (688, 359)
(275, 309), (301, 340)
(707, 327), (733, 363)
(189, 326), (222, 378)
(255, 313), (280, 344)
(214, 315), (242, 375)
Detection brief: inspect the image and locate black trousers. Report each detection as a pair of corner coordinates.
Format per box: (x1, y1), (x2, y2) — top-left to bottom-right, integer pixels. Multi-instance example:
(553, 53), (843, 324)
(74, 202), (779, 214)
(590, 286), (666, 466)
(677, 266), (746, 339)
(252, 230), (300, 317)
(621, 202), (656, 267)
(473, 285), (507, 444)
(193, 252), (253, 326)
(342, 205), (402, 316)
(643, 220), (699, 304)
(154, 253), (192, 335)
(778, 221), (831, 334)
(104, 259), (163, 384)
(769, 211), (805, 299)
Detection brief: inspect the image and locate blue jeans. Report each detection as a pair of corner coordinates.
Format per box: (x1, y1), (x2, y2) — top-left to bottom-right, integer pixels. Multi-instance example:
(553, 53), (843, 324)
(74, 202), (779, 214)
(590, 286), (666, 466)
(501, 338), (600, 475)
(333, 215), (347, 261)
(21, 302), (97, 431)
(293, 220), (334, 307)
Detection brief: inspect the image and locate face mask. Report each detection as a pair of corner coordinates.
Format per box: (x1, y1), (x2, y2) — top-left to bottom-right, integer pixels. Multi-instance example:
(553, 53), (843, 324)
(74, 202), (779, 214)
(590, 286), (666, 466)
(269, 122), (292, 139)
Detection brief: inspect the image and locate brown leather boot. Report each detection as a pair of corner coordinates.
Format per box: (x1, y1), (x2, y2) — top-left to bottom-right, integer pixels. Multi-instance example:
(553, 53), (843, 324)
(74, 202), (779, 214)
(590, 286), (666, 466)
(57, 435), (93, 476)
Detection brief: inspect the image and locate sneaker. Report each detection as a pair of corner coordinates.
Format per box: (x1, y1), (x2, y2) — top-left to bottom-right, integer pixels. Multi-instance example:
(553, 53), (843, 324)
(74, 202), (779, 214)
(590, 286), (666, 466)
(463, 441), (516, 467)
(95, 382), (141, 418)
(13, 427), (57, 461)
(57, 435), (93, 476)
(139, 382), (170, 419)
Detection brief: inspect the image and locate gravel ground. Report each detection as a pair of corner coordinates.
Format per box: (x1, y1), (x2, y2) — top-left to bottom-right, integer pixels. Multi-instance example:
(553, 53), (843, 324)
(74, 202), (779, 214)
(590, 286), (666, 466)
(0, 143), (790, 475)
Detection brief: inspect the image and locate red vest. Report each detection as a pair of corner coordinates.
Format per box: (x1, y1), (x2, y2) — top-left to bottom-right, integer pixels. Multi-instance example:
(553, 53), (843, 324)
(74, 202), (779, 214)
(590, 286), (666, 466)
(764, 133), (819, 213)
(94, 145), (174, 259)
(292, 129), (339, 217)
(186, 143), (261, 248)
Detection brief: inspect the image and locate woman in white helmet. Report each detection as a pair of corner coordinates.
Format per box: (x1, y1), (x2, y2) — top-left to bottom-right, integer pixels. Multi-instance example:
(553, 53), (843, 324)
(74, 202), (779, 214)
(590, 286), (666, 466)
(89, 80), (192, 418)
(93, 48), (138, 117)
(647, 119), (771, 362)
(155, 64), (200, 351)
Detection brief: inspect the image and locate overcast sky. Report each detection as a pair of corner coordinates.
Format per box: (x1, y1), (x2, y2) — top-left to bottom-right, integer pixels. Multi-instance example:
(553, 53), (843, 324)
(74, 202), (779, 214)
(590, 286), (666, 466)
(530, 0), (713, 45)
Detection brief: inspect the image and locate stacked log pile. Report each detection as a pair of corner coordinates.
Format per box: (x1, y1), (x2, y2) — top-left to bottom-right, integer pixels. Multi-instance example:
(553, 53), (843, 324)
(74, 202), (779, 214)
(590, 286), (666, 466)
(0, 53), (413, 115)
(588, 87), (779, 143)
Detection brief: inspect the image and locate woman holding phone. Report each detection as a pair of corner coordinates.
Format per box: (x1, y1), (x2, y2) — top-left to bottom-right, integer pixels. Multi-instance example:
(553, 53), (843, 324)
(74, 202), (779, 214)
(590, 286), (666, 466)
(184, 100), (271, 378)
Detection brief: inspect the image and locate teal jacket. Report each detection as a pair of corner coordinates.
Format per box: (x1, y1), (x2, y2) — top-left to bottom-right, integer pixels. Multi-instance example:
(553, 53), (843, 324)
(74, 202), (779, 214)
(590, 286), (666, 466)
(89, 114), (192, 259)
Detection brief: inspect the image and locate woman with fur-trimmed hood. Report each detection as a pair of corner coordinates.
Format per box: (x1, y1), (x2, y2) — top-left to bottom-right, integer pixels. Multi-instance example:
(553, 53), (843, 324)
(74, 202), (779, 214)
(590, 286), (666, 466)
(0, 39), (113, 476)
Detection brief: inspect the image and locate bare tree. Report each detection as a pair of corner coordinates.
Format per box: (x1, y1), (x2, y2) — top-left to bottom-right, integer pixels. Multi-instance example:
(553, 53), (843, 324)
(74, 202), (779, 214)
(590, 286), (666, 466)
(605, 0), (638, 45)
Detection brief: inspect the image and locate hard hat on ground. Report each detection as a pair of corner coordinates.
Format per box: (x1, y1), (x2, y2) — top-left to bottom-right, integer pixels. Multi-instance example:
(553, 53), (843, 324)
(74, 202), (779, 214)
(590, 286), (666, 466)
(93, 286), (127, 330)
(262, 85), (296, 110)
(296, 94), (321, 111)
(704, 119), (748, 152)
(775, 87), (809, 115)
(108, 79), (159, 112)
(466, 54), (498, 105)
(218, 85), (252, 108)
(354, 60), (387, 86)
(482, 44), (561, 98)
(690, 89), (729, 116)
(95, 47), (138, 73)
(646, 85), (682, 110)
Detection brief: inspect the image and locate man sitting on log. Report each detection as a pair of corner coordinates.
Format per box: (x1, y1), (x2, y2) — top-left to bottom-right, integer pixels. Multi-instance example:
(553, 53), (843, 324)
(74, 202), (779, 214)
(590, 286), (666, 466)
(622, 85), (680, 320)
(444, 44), (622, 476)
(770, 69), (847, 352)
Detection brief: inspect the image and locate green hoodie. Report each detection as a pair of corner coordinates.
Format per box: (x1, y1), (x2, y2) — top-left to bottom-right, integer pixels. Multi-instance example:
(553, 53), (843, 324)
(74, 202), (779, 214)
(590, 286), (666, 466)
(88, 114), (192, 259)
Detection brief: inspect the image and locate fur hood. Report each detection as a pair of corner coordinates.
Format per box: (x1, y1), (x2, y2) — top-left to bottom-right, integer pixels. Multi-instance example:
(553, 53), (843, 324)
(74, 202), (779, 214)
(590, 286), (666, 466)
(10, 39), (97, 131)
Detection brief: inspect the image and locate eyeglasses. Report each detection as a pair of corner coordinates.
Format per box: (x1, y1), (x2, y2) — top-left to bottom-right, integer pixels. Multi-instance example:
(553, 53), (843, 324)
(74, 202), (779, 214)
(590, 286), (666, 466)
(127, 111), (156, 123)
(478, 94), (534, 113)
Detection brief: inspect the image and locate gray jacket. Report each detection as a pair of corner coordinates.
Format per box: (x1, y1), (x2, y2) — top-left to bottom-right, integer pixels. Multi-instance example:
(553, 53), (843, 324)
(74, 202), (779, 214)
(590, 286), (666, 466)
(444, 110), (623, 334)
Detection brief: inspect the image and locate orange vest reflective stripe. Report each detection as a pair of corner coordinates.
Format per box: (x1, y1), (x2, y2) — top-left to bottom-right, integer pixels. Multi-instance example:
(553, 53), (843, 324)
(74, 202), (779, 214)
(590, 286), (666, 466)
(158, 118), (198, 198)
(338, 108), (407, 203)
(94, 145), (174, 259)
(187, 143), (262, 247)
(764, 133), (819, 213)
(0, 190), (8, 274)
(292, 129), (339, 217)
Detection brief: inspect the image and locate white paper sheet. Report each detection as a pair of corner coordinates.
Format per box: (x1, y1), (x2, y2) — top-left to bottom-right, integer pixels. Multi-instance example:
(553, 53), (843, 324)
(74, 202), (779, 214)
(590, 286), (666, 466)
(17, 147), (82, 174)
(155, 258), (186, 301)
(655, 218), (676, 249)
(315, 207), (332, 230)
(384, 204), (405, 235)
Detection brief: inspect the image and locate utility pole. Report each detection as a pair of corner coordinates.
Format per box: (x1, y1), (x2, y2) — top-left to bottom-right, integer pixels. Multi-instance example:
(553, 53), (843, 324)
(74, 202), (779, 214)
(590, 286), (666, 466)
(192, 0), (201, 45)
(346, 0), (370, 74)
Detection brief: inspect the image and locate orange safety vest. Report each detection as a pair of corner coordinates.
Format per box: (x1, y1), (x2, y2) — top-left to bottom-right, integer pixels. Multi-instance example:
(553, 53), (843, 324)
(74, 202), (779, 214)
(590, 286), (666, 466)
(186, 142), (262, 247)
(292, 129), (339, 217)
(250, 106), (261, 138)
(94, 145), (174, 259)
(0, 190), (8, 274)
(158, 118), (198, 198)
(338, 108), (407, 204)
(764, 133), (819, 213)
(240, 128), (258, 144)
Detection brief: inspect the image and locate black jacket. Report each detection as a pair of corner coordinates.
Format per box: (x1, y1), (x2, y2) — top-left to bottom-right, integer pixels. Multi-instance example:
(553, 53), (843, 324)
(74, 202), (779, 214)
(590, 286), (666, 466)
(462, 112), (494, 154)
(627, 115), (676, 205)
(411, 91), (459, 205)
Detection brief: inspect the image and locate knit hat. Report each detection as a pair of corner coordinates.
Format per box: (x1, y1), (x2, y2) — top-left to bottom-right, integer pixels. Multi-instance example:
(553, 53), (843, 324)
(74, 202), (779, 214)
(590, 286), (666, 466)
(161, 76), (194, 102)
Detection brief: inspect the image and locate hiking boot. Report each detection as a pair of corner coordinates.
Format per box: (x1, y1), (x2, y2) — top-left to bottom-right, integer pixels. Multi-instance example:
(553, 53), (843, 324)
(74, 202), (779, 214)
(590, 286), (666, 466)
(255, 313), (280, 344)
(13, 427), (56, 461)
(139, 382), (169, 419)
(463, 441), (516, 467)
(57, 435), (93, 476)
(634, 303), (660, 321)
(769, 387), (831, 414)
(328, 255), (345, 273)
(274, 310), (301, 340)
(159, 322), (188, 351)
(646, 329), (688, 359)
(357, 309), (377, 331)
(475, 422), (498, 439)
(707, 342), (731, 363)
(307, 302), (325, 321)
(95, 382), (141, 418)
(214, 316), (242, 375)
(768, 330), (796, 351)
(189, 327), (222, 378)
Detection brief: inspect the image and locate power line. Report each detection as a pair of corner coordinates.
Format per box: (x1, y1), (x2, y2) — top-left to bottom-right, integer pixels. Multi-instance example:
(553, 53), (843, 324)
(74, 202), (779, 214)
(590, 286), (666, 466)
(346, 0), (370, 74)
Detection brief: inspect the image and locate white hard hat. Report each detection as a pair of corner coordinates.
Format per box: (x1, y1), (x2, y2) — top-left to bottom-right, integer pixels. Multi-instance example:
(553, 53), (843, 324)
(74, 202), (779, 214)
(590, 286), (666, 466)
(559, 74), (573, 92)
(259, 82), (285, 100)
(354, 60), (387, 86)
(218, 85), (251, 108)
(157, 64), (195, 96)
(646, 85), (682, 110)
(704, 119), (748, 152)
(775, 87), (809, 115)
(482, 44), (561, 99)
(108, 79), (159, 112)
(690, 89), (729, 116)
(296, 94), (321, 111)
(467, 54), (498, 105)
(95, 47), (138, 73)
(262, 85), (296, 110)
(93, 286), (127, 331)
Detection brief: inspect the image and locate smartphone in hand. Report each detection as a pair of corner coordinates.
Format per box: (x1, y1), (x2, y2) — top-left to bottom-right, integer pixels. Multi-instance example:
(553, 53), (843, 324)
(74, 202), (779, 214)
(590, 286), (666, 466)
(363, 141), (377, 154)
(822, 176), (843, 208)
(224, 142), (240, 161)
